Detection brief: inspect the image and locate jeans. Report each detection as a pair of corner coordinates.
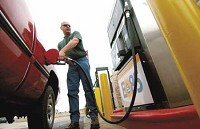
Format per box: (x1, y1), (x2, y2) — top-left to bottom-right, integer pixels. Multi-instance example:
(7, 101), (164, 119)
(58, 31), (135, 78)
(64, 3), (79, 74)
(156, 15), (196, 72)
(67, 56), (98, 122)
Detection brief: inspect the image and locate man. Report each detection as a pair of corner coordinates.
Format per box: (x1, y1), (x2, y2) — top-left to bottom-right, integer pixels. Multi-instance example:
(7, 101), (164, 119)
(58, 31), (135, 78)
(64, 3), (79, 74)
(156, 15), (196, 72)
(57, 21), (100, 129)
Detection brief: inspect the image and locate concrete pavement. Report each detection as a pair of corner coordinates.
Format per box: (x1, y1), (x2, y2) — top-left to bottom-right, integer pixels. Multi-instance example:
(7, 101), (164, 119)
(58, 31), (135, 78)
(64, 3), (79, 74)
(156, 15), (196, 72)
(0, 112), (126, 129)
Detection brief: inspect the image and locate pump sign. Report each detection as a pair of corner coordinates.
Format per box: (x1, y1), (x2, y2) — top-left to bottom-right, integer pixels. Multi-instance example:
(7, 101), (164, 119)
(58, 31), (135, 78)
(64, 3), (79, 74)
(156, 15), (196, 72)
(118, 55), (154, 107)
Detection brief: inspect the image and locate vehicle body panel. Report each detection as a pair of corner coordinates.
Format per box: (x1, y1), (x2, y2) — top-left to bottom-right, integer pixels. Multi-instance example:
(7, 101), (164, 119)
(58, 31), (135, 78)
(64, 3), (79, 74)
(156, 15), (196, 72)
(0, 0), (59, 117)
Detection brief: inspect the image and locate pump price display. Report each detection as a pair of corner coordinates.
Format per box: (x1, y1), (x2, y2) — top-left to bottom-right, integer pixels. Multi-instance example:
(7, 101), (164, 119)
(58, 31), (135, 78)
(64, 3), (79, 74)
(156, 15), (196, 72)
(118, 55), (154, 107)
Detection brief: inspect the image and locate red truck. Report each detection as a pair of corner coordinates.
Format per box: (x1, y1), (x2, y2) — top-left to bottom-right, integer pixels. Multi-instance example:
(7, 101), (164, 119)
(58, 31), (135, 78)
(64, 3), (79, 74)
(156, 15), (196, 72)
(0, 0), (59, 129)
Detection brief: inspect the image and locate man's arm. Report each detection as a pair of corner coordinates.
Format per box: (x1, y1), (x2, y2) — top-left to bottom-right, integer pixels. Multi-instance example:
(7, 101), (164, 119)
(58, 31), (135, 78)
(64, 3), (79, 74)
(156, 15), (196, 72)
(58, 37), (79, 60)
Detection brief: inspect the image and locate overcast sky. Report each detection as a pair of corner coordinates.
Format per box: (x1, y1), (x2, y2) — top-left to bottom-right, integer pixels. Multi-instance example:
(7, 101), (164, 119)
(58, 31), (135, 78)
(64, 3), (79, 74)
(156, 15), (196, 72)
(25, 0), (115, 112)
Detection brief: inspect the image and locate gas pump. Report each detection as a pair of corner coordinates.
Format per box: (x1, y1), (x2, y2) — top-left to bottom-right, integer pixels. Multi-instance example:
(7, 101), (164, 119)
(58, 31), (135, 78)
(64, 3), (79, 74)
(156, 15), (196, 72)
(108, 0), (170, 112)
(106, 0), (200, 128)
(108, 0), (192, 113)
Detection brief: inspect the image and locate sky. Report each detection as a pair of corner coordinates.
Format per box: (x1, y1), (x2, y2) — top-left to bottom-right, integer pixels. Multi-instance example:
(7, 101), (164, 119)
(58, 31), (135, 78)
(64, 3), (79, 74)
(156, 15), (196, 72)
(25, 0), (115, 112)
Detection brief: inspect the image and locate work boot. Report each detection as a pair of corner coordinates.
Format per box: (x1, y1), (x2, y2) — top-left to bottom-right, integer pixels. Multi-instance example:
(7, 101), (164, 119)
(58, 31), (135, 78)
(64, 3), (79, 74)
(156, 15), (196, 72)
(90, 117), (100, 129)
(65, 121), (80, 129)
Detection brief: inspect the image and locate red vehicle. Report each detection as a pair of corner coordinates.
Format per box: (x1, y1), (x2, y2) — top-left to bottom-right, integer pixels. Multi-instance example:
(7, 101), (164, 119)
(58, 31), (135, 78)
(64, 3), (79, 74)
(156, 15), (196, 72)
(0, 0), (59, 129)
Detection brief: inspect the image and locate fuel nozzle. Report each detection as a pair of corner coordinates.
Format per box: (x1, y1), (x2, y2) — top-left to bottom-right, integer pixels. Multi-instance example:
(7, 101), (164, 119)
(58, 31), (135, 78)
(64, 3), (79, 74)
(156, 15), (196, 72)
(45, 49), (66, 65)
(45, 48), (75, 65)
(45, 49), (59, 65)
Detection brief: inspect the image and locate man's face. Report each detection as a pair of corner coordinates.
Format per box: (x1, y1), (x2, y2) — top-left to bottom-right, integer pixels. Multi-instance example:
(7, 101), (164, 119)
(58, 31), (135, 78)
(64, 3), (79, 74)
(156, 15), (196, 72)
(61, 22), (71, 35)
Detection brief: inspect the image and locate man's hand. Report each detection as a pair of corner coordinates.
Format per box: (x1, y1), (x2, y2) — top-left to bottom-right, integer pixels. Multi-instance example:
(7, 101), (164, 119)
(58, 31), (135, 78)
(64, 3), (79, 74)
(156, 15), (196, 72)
(58, 50), (73, 64)
(58, 50), (66, 60)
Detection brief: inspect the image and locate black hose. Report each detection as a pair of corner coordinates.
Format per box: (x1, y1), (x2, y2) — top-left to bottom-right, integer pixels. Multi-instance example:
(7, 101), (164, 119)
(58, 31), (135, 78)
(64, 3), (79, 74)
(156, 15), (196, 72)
(69, 22), (137, 124)
(69, 41), (137, 124)
(66, 1), (138, 124)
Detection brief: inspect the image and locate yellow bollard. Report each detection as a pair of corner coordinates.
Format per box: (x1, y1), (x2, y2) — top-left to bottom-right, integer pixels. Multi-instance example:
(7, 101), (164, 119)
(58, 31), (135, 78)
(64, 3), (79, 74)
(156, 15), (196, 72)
(94, 87), (103, 117)
(147, 0), (200, 117)
(99, 73), (113, 120)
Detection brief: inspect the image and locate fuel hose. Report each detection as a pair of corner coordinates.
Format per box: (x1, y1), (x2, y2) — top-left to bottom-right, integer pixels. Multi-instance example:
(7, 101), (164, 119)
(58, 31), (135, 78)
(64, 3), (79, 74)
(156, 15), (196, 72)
(45, 1), (138, 124)
(66, 5), (138, 124)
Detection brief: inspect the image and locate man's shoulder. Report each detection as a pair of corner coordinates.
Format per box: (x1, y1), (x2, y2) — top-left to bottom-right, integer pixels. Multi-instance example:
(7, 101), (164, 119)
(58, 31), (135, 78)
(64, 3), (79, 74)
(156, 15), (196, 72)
(72, 31), (82, 39)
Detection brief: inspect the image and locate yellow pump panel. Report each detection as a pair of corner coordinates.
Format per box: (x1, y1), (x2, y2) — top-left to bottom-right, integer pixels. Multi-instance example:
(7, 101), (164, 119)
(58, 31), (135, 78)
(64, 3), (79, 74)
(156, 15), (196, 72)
(99, 73), (113, 120)
(147, 0), (200, 117)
